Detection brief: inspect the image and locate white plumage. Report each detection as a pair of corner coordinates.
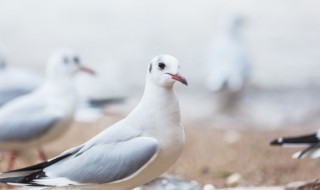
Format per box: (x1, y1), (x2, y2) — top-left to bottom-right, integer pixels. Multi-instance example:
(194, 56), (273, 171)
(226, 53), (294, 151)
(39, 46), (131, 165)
(0, 49), (95, 170)
(0, 55), (188, 190)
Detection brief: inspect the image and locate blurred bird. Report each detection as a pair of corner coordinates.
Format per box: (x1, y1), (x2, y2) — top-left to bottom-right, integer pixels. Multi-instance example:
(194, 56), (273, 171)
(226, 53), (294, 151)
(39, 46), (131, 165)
(0, 55), (188, 190)
(0, 47), (43, 106)
(205, 14), (250, 112)
(0, 49), (95, 170)
(0, 46), (123, 122)
(270, 129), (320, 159)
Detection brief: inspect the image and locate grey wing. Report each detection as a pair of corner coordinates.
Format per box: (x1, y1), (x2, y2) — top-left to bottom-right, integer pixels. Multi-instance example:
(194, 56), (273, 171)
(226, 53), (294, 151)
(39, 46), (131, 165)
(0, 89), (32, 106)
(0, 103), (62, 141)
(43, 137), (158, 184)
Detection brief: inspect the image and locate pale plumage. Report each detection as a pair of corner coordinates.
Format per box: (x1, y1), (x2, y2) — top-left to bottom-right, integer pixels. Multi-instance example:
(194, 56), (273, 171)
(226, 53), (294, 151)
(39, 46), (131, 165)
(205, 14), (250, 93)
(0, 54), (188, 190)
(0, 48), (95, 170)
(205, 14), (251, 112)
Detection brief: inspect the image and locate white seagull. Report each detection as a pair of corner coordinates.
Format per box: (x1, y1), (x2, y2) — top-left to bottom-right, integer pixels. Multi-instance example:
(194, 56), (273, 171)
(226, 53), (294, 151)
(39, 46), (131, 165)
(0, 49), (95, 170)
(0, 47), (114, 123)
(205, 14), (250, 93)
(205, 14), (250, 112)
(0, 47), (43, 106)
(0, 55), (188, 190)
(270, 129), (320, 159)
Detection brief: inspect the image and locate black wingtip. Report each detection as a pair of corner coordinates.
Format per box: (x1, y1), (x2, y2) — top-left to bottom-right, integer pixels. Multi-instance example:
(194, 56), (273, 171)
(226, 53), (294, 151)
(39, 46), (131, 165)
(0, 171), (48, 187)
(0, 153), (73, 187)
(270, 138), (283, 146)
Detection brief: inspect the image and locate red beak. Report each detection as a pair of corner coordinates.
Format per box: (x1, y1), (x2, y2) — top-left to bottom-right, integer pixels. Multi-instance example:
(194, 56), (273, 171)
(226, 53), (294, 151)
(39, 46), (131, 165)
(167, 73), (188, 86)
(79, 65), (96, 75)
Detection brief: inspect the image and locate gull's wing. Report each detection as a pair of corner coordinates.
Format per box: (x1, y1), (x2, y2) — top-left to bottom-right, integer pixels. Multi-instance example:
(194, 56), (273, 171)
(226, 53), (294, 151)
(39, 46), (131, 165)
(0, 136), (158, 187)
(87, 97), (125, 108)
(0, 69), (42, 106)
(0, 97), (62, 142)
(0, 89), (32, 106)
(270, 130), (320, 159)
(43, 136), (158, 184)
(270, 131), (320, 147)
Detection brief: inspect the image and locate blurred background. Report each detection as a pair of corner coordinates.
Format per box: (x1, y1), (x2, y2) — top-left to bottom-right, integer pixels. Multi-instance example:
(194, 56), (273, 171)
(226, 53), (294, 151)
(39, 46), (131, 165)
(0, 0), (320, 188)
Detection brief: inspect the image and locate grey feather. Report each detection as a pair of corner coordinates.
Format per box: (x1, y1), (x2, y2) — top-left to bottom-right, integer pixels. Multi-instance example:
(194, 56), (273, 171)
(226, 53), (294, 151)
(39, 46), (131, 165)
(0, 68), (42, 106)
(0, 89), (33, 106)
(45, 137), (158, 184)
(0, 101), (62, 141)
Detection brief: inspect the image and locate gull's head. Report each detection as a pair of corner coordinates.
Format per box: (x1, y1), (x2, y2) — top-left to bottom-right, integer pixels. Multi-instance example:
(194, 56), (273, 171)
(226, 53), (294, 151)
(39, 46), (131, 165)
(225, 14), (244, 34)
(148, 55), (188, 88)
(47, 48), (95, 78)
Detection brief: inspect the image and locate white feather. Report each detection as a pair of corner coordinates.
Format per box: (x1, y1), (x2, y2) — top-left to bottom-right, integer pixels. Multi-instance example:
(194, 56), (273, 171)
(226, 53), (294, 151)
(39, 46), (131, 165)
(33, 177), (82, 187)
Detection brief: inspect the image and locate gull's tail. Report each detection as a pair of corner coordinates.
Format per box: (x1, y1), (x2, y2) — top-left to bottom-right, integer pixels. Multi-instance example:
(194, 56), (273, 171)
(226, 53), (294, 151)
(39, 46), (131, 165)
(291, 145), (320, 159)
(0, 152), (73, 187)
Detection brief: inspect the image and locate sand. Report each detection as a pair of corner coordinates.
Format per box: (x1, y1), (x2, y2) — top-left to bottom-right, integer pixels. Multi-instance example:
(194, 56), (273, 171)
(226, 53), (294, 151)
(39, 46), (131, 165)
(0, 114), (317, 189)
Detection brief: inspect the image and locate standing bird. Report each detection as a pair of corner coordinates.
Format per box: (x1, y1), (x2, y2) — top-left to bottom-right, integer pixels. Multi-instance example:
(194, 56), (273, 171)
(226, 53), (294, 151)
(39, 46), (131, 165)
(205, 14), (250, 113)
(0, 47), (122, 121)
(270, 129), (320, 159)
(0, 49), (95, 170)
(0, 55), (188, 190)
(0, 48), (42, 106)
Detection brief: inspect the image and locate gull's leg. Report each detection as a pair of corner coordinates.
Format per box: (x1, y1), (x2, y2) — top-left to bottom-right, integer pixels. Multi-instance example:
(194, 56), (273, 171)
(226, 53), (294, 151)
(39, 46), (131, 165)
(37, 147), (47, 161)
(0, 152), (4, 161)
(6, 151), (17, 171)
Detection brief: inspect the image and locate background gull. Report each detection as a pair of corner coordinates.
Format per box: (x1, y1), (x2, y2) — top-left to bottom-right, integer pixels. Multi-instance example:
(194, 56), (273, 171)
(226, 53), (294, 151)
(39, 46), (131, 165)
(205, 14), (251, 113)
(270, 129), (320, 159)
(0, 45), (122, 123)
(0, 48), (95, 170)
(0, 54), (188, 190)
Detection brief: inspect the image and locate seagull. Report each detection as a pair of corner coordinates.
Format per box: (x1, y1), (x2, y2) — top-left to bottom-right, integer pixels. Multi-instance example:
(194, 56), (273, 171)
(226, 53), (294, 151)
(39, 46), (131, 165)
(0, 47), (118, 122)
(205, 14), (250, 92)
(270, 129), (320, 159)
(205, 14), (250, 112)
(0, 49), (95, 170)
(0, 47), (43, 106)
(0, 54), (188, 190)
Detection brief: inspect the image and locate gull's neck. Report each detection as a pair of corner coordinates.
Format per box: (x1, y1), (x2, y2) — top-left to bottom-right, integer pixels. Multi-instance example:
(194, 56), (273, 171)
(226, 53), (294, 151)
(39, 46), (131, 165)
(46, 74), (75, 92)
(131, 76), (181, 126)
(44, 74), (76, 111)
(141, 79), (176, 106)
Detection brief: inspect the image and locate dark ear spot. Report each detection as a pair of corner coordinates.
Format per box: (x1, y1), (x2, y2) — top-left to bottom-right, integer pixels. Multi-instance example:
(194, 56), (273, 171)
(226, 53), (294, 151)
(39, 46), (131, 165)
(149, 63), (152, 73)
(74, 56), (79, 64)
(63, 57), (69, 64)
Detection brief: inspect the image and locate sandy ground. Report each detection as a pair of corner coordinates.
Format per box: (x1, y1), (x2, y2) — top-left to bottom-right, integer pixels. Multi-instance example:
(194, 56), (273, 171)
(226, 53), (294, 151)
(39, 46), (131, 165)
(0, 113), (318, 189)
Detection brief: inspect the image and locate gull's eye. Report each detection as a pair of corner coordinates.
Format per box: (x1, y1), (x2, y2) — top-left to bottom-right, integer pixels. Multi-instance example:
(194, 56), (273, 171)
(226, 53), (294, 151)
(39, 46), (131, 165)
(158, 62), (166, 70)
(74, 56), (79, 64)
